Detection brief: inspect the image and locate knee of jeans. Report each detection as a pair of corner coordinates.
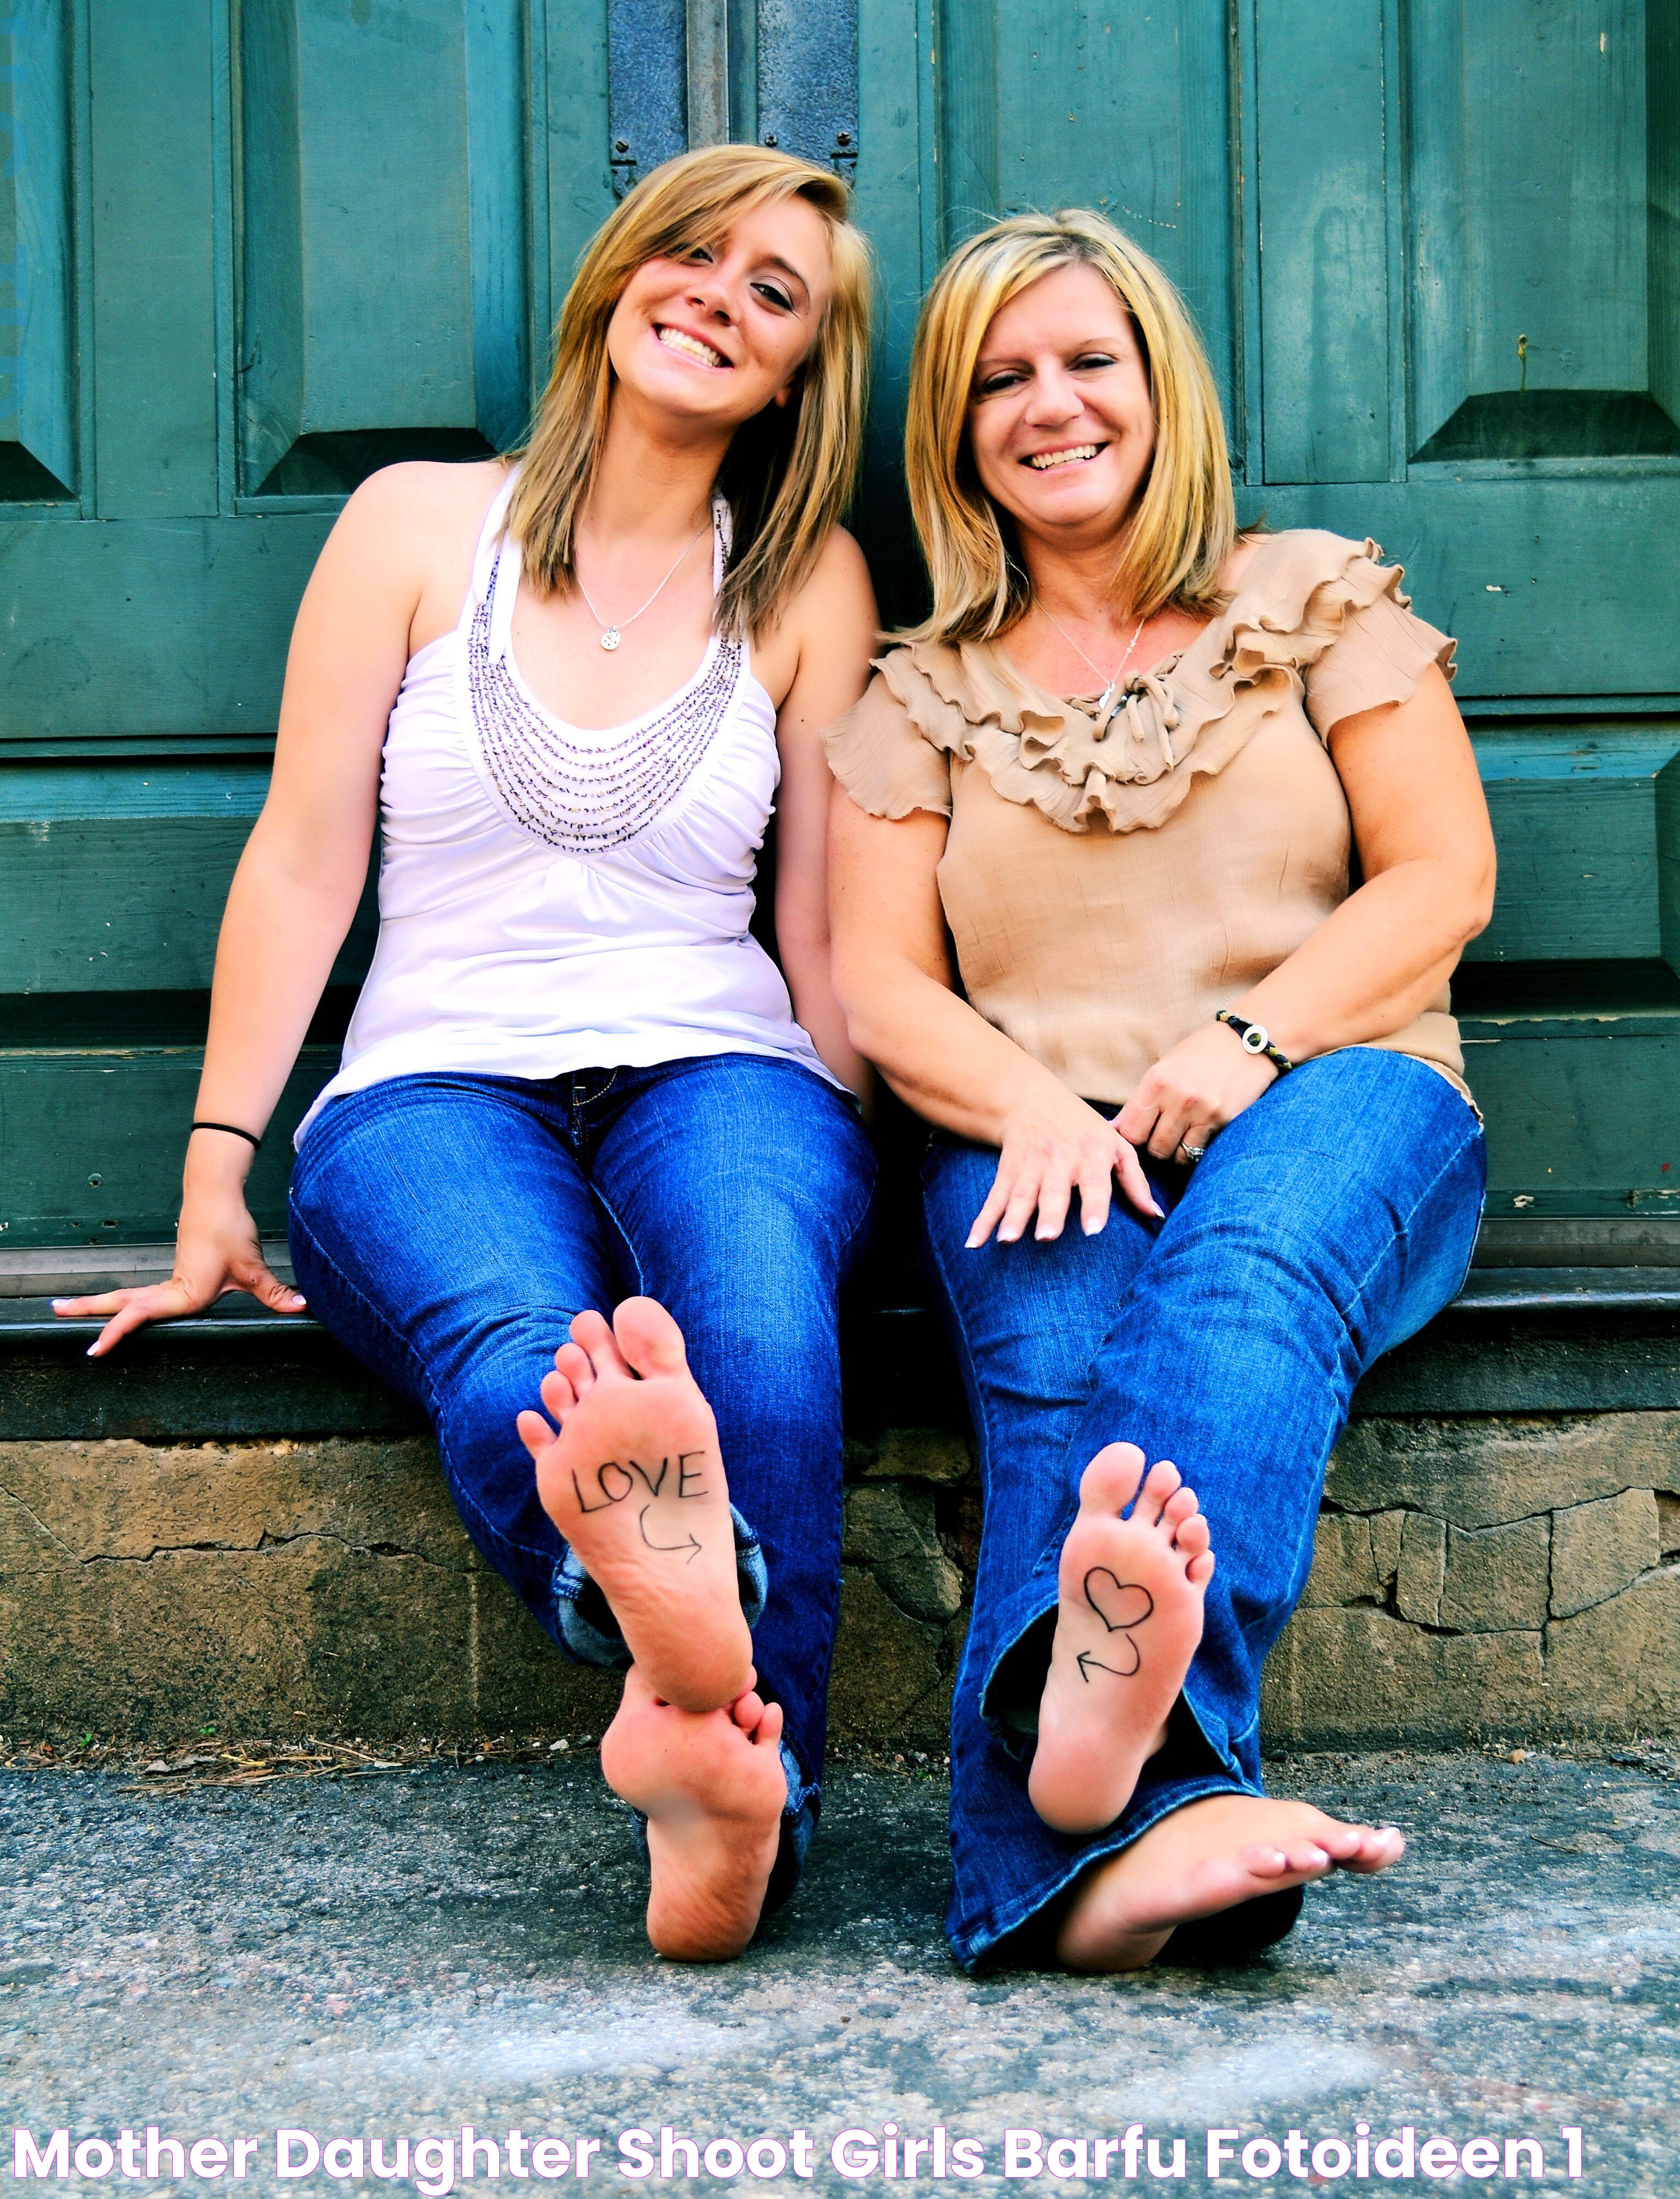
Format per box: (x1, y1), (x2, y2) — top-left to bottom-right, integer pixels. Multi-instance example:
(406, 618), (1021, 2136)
(1159, 1196), (1361, 1330)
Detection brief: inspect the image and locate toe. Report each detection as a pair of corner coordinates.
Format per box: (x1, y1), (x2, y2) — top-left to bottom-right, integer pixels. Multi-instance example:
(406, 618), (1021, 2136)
(517, 1407), (556, 1461)
(1132, 1458), (1182, 1523)
(569, 1308), (632, 1377)
(1346, 1824), (1405, 1871)
(1235, 1844), (1293, 1879)
(1186, 1550), (1216, 1588)
(614, 1296), (690, 1378)
(1280, 1841), (1334, 1876)
(1079, 1441), (1147, 1514)
(554, 1341), (595, 1393)
(753, 1698), (785, 1746)
(1306, 1817), (1370, 1864)
(1173, 1511), (1211, 1557)
(730, 1687), (766, 1729)
(1161, 1487), (1200, 1533)
(539, 1369), (578, 1421)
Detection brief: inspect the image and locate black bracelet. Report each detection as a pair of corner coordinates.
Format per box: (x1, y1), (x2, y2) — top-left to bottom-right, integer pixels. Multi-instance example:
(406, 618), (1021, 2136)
(190, 1120), (263, 1153)
(1214, 1010), (1294, 1077)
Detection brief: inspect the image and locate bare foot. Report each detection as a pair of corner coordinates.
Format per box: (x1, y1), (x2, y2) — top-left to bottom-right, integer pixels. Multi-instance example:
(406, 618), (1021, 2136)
(1057, 1793), (1406, 1972)
(1027, 1444), (1214, 1835)
(600, 1667), (787, 1962)
(518, 1298), (752, 1715)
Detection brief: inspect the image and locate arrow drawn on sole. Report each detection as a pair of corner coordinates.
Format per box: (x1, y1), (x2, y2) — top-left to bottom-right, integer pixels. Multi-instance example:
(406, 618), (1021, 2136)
(638, 1506), (701, 1562)
(1077, 1644), (1141, 1684)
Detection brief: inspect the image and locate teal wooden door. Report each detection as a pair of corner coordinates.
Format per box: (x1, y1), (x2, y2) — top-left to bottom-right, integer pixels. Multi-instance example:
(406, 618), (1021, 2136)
(4, 0), (1676, 1263)
(0, 1), (617, 1250)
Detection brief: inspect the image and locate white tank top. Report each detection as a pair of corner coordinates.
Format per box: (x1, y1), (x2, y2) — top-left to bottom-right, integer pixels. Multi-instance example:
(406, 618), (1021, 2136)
(296, 470), (839, 1145)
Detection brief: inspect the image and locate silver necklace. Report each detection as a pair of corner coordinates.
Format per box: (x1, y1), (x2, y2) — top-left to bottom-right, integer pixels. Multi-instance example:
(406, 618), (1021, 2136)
(1037, 603), (1147, 711)
(574, 519), (708, 651)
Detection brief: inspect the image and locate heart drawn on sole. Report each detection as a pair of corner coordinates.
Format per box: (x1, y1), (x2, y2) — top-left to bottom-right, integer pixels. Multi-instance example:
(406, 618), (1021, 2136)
(1077, 1567), (1155, 1682)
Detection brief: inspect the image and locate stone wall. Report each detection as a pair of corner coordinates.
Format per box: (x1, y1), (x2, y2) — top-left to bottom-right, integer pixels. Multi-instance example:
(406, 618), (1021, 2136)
(1265, 1412), (1680, 1745)
(2, 1415), (1677, 1749)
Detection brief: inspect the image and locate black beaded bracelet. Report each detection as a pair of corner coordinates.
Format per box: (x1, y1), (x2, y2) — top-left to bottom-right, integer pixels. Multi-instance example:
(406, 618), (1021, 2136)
(190, 1120), (263, 1153)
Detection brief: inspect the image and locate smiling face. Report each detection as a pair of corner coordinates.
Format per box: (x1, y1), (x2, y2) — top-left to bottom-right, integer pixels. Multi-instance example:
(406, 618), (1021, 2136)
(966, 261), (1157, 554)
(604, 193), (835, 438)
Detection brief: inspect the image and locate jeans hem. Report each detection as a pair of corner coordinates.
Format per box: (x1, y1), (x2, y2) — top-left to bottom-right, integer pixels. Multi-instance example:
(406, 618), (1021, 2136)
(946, 1767), (1264, 1973)
(552, 1503), (769, 1669)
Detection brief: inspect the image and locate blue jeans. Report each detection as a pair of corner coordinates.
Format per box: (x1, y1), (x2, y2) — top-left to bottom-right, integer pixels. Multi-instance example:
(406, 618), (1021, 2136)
(287, 1055), (876, 1904)
(922, 1049), (1485, 1970)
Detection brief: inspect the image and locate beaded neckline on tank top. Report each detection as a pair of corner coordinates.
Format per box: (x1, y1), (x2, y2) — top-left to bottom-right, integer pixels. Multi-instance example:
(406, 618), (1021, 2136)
(466, 497), (743, 856)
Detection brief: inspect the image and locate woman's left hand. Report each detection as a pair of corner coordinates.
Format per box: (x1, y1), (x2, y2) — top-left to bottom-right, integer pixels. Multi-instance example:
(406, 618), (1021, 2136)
(1115, 1021), (1280, 1163)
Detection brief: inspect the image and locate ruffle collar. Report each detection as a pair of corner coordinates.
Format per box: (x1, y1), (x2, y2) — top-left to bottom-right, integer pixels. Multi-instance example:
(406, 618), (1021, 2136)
(874, 531), (1416, 834)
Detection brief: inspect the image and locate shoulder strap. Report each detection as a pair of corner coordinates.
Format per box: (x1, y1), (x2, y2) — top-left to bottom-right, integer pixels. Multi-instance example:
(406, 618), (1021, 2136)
(470, 467), (521, 622)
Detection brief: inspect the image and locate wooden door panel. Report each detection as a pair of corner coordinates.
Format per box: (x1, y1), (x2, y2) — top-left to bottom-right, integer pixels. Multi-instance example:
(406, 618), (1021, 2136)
(1257, 478), (1680, 699)
(0, 761), (376, 994)
(1254, 0), (1393, 484)
(238, 0), (532, 498)
(0, 2), (75, 503)
(0, 1049), (338, 1248)
(1467, 730), (1680, 967)
(1408, 0), (1671, 463)
(90, 0), (220, 520)
(0, 516), (332, 739)
(1466, 1014), (1680, 1219)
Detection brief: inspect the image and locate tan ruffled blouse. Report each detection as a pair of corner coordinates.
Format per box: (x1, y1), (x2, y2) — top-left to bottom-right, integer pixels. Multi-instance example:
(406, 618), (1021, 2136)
(826, 529), (1470, 1106)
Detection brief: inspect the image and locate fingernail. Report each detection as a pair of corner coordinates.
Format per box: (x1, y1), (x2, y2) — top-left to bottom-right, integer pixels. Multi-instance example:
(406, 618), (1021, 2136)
(1083, 1214), (1103, 1235)
(85, 1345), (99, 1358)
(964, 1232), (983, 1250)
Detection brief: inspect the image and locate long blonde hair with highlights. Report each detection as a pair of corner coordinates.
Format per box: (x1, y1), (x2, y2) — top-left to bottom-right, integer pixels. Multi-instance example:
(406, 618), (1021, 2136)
(508, 145), (873, 639)
(902, 210), (1236, 644)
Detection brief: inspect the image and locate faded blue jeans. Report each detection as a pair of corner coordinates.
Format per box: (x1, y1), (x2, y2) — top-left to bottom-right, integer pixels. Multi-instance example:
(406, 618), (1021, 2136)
(922, 1049), (1485, 1970)
(287, 1056), (876, 1906)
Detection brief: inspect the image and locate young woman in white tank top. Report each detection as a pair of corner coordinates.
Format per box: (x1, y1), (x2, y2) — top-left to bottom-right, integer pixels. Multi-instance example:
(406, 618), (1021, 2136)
(58, 149), (881, 1965)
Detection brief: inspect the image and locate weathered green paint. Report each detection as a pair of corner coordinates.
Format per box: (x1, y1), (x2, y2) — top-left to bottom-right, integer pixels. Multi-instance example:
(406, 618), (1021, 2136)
(1462, 1007), (1680, 1214)
(0, 1048), (338, 1247)
(1255, 0), (1392, 483)
(3, 1008), (1671, 1248)
(1, 0), (1676, 1266)
(0, 517), (333, 738)
(1466, 730), (1680, 965)
(0, 3), (76, 501)
(89, 0), (219, 519)
(0, 761), (376, 993)
(239, 0), (516, 496)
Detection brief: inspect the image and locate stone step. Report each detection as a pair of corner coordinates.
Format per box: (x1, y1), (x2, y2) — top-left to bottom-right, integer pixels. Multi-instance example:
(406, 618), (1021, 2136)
(3, 1273), (1677, 1753)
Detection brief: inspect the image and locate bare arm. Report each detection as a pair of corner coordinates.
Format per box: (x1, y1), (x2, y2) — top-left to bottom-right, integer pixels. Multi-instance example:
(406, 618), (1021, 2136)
(59, 466), (443, 1351)
(765, 528), (879, 1098)
(828, 791), (1159, 1243)
(1117, 664), (1497, 1157)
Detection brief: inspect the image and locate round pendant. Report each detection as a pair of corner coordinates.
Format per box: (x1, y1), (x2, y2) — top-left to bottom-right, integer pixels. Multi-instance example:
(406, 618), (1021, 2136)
(600, 628), (621, 651)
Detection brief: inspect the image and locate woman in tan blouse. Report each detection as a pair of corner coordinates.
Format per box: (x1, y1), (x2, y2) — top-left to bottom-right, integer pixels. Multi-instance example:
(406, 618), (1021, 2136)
(827, 211), (1496, 1974)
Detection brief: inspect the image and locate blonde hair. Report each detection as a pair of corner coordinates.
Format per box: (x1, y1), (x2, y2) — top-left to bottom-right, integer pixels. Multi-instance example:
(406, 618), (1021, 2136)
(508, 145), (873, 639)
(902, 209), (1236, 643)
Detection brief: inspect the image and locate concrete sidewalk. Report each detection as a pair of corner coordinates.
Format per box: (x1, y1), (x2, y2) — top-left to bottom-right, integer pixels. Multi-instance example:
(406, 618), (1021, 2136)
(2, 1748), (1677, 2194)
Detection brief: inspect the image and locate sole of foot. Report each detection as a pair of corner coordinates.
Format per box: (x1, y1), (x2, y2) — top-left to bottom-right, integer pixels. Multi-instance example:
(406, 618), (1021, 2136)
(1027, 1444), (1214, 1836)
(1056, 1793), (1406, 1973)
(600, 1667), (787, 1962)
(518, 1298), (752, 1715)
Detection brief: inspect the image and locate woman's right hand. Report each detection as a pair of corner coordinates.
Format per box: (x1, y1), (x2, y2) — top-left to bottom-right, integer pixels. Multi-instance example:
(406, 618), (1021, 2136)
(966, 1077), (1163, 1247)
(53, 1162), (306, 1358)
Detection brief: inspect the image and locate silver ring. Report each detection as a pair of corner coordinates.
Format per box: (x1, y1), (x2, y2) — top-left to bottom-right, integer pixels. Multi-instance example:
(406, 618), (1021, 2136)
(1179, 1141), (1208, 1164)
